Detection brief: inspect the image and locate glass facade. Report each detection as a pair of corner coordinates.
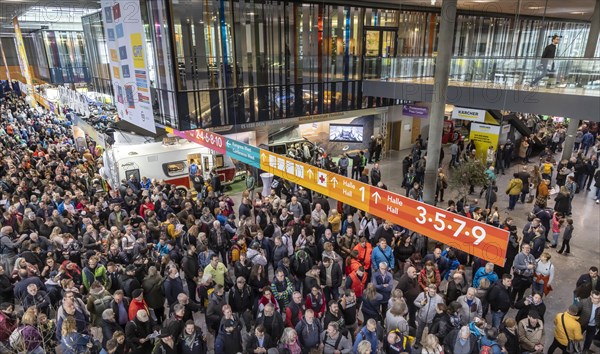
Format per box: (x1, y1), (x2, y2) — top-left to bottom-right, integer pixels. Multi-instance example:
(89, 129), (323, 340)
(79, 0), (597, 130)
(82, 12), (112, 95)
(29, 30), (89, 85)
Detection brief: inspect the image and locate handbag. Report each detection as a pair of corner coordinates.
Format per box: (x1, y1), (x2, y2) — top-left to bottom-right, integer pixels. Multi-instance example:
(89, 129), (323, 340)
(561, 314), (583, 354)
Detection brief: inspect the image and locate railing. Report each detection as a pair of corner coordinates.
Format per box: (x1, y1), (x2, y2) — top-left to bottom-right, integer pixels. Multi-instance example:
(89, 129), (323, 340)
(364, 57), (600, 90)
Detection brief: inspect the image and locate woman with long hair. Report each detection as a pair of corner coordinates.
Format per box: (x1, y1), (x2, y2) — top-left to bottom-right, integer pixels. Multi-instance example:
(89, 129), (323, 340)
(361, 283), (383, 323)
(279, 327), (302, 354)
(418, 260), (441, 291)
(248, 264), (269, 312)
(395, 236), (416, 276)
(14, 307), (44, 354)
(421, 333), (444, 354)
(60, 316), (94, 354)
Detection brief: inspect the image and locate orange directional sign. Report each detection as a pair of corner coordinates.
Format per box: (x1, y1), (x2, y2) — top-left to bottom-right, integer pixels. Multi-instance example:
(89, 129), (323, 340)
(170, 127), (509, 266)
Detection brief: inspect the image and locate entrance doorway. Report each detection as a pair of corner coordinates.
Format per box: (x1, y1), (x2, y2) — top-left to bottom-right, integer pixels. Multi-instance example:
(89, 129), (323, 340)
(363, 28), (397, 79)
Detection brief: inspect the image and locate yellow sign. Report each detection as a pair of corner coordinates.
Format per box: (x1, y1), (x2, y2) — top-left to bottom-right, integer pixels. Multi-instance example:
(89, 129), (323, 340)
(112, 66), (121, 79)
(131, 33), (145, 69)
(13, 17), (34, 101)
(110, 49), (118, 62)
(470, 123), (500, 162)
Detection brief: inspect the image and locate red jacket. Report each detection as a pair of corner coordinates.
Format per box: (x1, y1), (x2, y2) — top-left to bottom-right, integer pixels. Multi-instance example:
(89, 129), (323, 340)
(128, 298), (149, 321)
(0, 311), (18, 342)
(353, 243), (373, 270)
(347, 271), (368, 298)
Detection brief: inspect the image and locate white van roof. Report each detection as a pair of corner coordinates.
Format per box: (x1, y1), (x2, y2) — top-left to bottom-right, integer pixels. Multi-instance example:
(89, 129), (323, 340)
(111, 138), (203, 160)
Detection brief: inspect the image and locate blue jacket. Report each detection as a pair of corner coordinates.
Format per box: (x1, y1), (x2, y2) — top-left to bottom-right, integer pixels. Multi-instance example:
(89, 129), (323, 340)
(371, 245), (394, 270)
(472, 267), (498, 288)
(582, 132), (594, 146)
(480, 337), (503, 354)
(353, 326), (379, 353)
(372, 270), (394, 301)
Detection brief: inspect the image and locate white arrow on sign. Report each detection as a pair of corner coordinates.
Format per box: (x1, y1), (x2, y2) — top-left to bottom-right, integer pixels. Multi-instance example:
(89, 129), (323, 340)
(261, 153), (267, 161)
(372, 191), (381, 204)
(330, 176), (338, 188)
(226, 140), (231, 147)
(307, 169), (314, 178)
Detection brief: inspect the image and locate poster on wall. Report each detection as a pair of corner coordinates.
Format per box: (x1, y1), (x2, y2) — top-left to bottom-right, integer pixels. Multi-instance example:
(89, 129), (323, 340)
(13, 18), (34, 98)
(100, 0), (156, 134)
(469, 122), (500, 161)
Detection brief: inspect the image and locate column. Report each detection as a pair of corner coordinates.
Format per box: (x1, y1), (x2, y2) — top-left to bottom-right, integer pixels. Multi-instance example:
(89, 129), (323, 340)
(423, 0), (458, 205)
(561, 119), (580, 161)
(584, 0), (600, 58)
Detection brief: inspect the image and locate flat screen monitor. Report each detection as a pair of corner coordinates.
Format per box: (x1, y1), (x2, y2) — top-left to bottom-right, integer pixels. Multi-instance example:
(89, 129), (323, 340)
(329, 124), (364, 142)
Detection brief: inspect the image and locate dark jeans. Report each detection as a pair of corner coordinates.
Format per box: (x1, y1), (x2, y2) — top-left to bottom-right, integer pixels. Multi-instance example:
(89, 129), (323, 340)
(508, 195), (519, 210)
(531, 67), (548, 86)
(511, 275), (532, 304)
(547, 338), (568, 354)
(583, 325), (596, 350)
(558, 238), (571, 254)
(323, 286), (339, 303)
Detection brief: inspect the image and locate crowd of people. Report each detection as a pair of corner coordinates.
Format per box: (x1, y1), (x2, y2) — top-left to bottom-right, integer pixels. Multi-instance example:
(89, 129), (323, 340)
(0, 90), (599, 354)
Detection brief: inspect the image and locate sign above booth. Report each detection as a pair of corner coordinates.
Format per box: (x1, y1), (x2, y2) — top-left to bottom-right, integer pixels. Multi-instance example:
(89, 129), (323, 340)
(451, 107), (486, 122)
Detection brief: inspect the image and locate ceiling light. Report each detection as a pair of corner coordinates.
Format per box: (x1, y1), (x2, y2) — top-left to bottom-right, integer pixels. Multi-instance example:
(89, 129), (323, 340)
(528, 6), (544, 10)
(570, 11), (584, 14)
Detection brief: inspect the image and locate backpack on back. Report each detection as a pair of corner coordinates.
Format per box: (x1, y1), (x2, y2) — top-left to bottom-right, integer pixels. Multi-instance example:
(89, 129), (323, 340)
(9, 326), (25, 351)
(94, 295), (113, 315)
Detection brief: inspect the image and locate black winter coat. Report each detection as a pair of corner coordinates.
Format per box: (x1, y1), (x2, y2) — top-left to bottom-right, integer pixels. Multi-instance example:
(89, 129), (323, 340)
(320, 262), (343, 289)
(430, 312), (453, 342)
(487, 281), (512, 312)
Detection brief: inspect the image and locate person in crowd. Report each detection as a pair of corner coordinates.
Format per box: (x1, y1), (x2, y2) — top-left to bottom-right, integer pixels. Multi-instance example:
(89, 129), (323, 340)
(548, 305), (584, 354)
(295, 308), (322, 353)
(576, 290), (600, 352)
(488, 274), (513, 329)
(518, 310), (545, 354)
(444, 325), (479, 354)
(414, 284), (445, 343)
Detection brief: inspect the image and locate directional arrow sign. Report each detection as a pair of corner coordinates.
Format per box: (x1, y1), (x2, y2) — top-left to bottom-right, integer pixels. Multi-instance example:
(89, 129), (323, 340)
(307, 169), (314, 178)
(372, 191), (381, 204)
(331, 177), (338, 188)
(261, 152), (267, 161)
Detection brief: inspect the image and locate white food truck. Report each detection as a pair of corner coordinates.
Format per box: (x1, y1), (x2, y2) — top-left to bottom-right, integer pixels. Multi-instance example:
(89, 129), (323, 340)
(102, 133), (236, 190)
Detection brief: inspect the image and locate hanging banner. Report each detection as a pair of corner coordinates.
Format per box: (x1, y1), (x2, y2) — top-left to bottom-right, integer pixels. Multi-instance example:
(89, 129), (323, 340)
(452, 107), (486, 122)
(0, 39), (11, 83)
(403, 105), (429, 118)
(13, 17), (34, 100)
(101, 0), (155, 134)
(166, 126), (509, 266)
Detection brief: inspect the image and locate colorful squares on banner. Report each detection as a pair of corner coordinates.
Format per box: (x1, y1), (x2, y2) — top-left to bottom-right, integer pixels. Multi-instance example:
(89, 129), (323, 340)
(104, 7), (113, 23)
(131, 33), (145, 69)
(112, 66), (120, 79)
(117, 86), (124, 104)
(119, 46), (127, 60)
(116, 24), (124, 39)
(125, 85), (135, 108)
(107, 28), (115, 42)
(138, 92), (150, 104)
(110, 49), (118, 62)
(121, 65), (130, 78)
(112, 4), (121, 20)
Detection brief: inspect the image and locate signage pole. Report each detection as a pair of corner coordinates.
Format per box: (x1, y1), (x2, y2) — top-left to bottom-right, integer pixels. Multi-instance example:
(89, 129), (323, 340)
(423, 0), (458, 205)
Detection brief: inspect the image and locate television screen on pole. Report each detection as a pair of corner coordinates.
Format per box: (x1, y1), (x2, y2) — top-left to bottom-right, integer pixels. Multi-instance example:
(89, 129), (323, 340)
(329, 124), (364, 143)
